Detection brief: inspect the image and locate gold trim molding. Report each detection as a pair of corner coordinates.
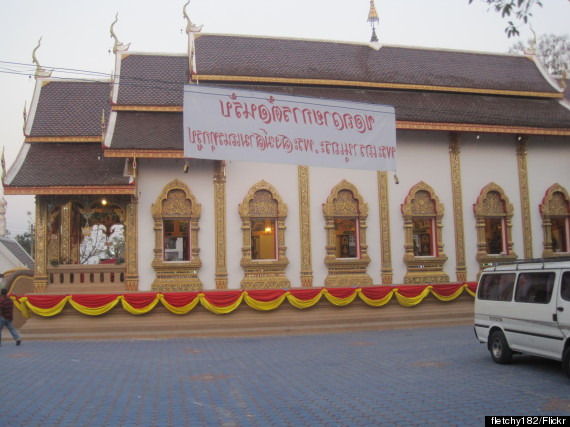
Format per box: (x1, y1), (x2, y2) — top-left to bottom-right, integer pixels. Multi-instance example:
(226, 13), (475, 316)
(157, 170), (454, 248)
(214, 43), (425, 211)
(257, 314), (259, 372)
(112, 105), (183, 112)
(401, 181), (449, 284)
(540, 183), (570, 258)
(213, 161), (228, 289)
(239, 180), (290, 290)
(323, 180), (372, 287)
(193, 74), (562, 99)
(516, 137), (533, 259)
(474, 182), (518, 273)
(4, 186), (135, 196)
(449, 133), (467, 281)
(103, 149), (184, 158)
(298, 166), (313, 287)
(151, 179), (203, 292)
(25, 136), (102, 143)
(377, 172), (392, 284)
(397, 121), (570, 136)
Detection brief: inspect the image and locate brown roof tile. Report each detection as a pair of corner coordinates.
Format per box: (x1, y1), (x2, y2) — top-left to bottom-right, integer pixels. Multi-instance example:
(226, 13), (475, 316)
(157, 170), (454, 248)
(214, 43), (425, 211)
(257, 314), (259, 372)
(105, 83), (570, 152)
(194, 35), (558, 95)
(111, 112), (182, 150)
(8, 143), (130, 188)
(117, 54), (188, 105)
(29, 81), (111, 137)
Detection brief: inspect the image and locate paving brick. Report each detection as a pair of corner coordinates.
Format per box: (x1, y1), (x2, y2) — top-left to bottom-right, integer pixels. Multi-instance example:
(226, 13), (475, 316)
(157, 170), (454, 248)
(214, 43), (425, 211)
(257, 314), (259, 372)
(1, 325), (569, 426)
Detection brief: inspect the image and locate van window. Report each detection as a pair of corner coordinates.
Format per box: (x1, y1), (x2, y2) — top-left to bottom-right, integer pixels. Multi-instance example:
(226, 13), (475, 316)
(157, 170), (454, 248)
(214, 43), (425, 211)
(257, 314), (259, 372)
(514, 272), (555, 304)
(562, 272), (570, 302)
(478, 273), (515, 301)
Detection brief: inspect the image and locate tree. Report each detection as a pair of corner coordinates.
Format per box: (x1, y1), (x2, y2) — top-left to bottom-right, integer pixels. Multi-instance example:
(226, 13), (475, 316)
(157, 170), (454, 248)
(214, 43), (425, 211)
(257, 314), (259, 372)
(14, 229), (34, 257)
(509, 34), (570, 75)
(14, 210), (34, 257)
(468, 0), (543, 37)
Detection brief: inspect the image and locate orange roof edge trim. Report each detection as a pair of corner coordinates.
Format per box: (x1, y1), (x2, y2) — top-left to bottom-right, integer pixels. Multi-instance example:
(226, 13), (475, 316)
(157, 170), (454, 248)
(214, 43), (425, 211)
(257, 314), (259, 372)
(3, 186), (135, 196)
(193, 74), (562, 99)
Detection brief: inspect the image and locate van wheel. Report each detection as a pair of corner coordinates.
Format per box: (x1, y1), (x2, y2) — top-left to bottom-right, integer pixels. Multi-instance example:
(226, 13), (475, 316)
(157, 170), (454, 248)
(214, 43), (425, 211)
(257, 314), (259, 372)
(489, 330), (512, 364)
(563, 347), (570, 379)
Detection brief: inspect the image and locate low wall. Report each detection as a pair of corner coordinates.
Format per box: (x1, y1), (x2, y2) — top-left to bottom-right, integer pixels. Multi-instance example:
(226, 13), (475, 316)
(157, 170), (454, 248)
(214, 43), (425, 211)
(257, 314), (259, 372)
(15, 283), (476, 340)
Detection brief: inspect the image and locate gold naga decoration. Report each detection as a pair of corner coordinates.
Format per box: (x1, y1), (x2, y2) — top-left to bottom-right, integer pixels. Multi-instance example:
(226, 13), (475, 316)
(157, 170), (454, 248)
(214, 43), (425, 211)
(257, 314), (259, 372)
(110, 13), (130, 54)
(31, 37), (51, 79)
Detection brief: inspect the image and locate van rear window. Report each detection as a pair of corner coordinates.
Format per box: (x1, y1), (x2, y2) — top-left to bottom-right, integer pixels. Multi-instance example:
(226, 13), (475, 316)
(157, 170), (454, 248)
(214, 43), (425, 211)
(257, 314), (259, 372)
(562, 272), (570, 302)
(514, 272), (555, 304)
(478, 273), (516, 301)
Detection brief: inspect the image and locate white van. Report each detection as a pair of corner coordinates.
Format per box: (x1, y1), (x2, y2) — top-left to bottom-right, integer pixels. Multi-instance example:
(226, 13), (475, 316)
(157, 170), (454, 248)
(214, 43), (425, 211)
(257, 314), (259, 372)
(474, 258), (570, 378)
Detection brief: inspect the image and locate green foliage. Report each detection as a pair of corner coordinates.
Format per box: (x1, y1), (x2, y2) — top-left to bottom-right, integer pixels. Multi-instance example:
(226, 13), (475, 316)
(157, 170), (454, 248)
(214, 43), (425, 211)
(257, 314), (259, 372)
(14, 230), (34, 257)
(468, 0), (543, 37)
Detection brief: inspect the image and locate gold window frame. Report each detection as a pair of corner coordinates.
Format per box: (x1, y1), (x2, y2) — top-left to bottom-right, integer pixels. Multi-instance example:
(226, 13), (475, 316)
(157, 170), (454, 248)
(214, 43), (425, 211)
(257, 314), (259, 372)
(151, 179), (202, 292)
(238, 180), (290, 290)
(401, 181), (449, 284)
(540, 183), (570, 258)
(474, 182), (517, 272)
(323, 180), (372, 287)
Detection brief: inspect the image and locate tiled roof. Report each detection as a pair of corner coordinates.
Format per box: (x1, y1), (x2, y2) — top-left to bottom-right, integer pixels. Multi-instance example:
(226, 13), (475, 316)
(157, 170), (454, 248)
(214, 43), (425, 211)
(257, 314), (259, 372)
(0, 237), (34, 269)
(116, 54), (188, 105)
(108, 85), (570, 152)
(8, 143), (129, 188)
(111, 112), (182, 150)
(193, 34), (559, 95)
(29, 81), (111, 137)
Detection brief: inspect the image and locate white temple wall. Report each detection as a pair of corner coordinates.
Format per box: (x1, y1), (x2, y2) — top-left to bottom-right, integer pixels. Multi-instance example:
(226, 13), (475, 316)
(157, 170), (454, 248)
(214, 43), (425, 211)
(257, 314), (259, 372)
(136, 158), (216, 291)
(526, 136), (570, 258)
(461, 134), (522, 278)
(225, 161), (300, 290)
(133, 134), (570, 290)
(390, 131), (454, 283)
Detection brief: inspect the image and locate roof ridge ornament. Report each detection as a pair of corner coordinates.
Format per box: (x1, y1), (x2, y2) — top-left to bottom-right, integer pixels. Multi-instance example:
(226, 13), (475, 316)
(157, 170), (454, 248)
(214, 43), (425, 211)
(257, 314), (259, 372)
(523, 24), (537, 55)
(367, 0), (380, 43)
(183, 0), (203, 34)
(110, 13), (131, 54)
(32, 37), (52, 79)
(184, 0), (203, 78)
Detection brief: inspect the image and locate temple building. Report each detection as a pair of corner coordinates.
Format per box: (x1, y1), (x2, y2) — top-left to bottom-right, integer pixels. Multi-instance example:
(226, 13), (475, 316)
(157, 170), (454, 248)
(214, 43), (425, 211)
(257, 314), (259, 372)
(3, 4), (570, 294)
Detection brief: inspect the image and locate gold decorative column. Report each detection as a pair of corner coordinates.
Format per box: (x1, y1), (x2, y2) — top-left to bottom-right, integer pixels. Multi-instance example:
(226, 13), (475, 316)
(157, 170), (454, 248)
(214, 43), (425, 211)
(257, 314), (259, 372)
(298, 166), (313, 287)
(33, 196), (48, 292)
(59, 201), (72, 263)
(449, 133), (467, 281)
(377, 171), (392, 284)
(214, 160), (228, 289)
(124, 196), (139, 291)
(516, 136), (533, 259)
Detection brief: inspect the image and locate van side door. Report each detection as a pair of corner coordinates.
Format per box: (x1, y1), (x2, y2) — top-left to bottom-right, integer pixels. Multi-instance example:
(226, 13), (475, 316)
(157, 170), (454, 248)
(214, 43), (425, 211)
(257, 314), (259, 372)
(510, 271), (563, 359)
(557, 271), (570, 340)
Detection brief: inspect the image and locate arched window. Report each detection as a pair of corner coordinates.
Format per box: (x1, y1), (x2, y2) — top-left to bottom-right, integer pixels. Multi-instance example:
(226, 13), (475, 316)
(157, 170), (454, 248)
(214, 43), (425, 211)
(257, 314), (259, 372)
(401, 182), (449, 284)
(239, 180), (290, 290)
(474, 183), (517, 271)
(322, 180), (372, 287)
(540, 184), (570, 257)
(151, 179), (202, 292)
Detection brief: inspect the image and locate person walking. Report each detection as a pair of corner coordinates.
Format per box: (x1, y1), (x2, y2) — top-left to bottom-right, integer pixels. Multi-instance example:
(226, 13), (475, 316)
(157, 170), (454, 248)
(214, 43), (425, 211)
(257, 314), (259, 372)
(0, 288), (21, 346)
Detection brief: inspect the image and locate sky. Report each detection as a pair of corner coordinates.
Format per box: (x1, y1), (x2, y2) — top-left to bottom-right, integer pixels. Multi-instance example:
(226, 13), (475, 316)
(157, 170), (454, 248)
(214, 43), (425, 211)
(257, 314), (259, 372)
(0, 0), (569, 236)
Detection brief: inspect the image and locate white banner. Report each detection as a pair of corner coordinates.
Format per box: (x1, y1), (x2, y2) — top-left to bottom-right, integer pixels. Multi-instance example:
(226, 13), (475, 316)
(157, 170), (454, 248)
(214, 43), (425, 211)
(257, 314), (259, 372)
(183, 86), (396, 171)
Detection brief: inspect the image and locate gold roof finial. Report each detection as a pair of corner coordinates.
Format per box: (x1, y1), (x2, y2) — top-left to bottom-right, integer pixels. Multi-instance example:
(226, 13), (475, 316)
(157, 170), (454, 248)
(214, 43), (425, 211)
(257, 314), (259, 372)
(367, 0), (380, 43)
(110, 13), (130, 53)
(31, 37), (52, 78)
(183, 0), (203, 34)
(23, 102), (28, 134)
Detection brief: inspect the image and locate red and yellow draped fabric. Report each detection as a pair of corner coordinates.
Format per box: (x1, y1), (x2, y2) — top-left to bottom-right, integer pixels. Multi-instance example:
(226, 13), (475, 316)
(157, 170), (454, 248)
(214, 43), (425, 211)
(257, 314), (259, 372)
(13, 282), (477, 318)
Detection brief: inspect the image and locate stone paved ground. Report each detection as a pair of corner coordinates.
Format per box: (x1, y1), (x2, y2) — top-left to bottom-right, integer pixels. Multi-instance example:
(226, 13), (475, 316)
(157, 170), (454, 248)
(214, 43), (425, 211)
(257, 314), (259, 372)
(1, 325), (569, 426)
